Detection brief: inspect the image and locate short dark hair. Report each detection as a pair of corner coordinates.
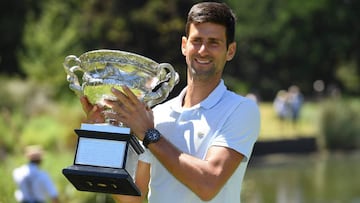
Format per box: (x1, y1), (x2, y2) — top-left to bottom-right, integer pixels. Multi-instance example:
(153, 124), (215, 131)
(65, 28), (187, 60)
(185, 2), (236, 47)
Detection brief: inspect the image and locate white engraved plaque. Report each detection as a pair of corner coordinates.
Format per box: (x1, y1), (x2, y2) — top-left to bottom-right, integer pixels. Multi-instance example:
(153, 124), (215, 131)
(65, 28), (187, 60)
(75, 137), (126, 168)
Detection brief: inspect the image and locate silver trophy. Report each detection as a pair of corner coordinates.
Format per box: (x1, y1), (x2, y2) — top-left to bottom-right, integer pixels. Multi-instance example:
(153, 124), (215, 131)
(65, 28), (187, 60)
(62, 49), (179, 196)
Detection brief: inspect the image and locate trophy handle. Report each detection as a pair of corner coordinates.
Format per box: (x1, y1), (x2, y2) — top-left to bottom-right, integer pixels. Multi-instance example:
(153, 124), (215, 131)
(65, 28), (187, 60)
(146, 63), (179, 107)
(63, 55), (84, 97)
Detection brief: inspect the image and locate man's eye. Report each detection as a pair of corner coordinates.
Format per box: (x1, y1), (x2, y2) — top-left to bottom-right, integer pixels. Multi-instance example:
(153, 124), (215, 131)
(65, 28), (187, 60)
(192, 39), (202, 44)
(209, 41), (220, 46)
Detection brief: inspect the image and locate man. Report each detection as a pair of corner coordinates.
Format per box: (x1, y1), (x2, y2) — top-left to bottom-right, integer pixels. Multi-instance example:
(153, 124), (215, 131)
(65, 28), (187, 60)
(81, 2), (260, 202)
(12, 145), (60, 203)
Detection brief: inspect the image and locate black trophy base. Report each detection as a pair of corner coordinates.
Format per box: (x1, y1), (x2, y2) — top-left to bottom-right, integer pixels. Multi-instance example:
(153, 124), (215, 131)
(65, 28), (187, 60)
(63, 165), (141, 196)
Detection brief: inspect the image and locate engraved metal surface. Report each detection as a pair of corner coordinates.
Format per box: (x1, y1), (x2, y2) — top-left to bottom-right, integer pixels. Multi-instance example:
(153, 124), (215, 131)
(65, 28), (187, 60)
(64, 49), (179, 107)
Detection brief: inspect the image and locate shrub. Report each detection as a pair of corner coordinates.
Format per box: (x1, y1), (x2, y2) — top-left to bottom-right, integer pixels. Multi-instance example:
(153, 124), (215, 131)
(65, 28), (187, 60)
(320, 98), (360, 150)
(20, 115), (67, 150)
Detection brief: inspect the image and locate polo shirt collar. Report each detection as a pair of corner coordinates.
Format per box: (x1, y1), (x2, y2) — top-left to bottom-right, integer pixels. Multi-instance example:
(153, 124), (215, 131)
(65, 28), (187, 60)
(201, 79), (226, 109)
(171, 79), (226, 112)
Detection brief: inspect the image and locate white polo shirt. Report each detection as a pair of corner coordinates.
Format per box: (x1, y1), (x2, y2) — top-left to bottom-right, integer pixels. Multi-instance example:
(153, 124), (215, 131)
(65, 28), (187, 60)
(140, 80), (260, 203)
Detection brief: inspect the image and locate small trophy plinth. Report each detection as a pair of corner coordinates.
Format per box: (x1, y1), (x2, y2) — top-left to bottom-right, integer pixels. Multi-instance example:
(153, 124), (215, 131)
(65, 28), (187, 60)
(62, 124), (144, 196)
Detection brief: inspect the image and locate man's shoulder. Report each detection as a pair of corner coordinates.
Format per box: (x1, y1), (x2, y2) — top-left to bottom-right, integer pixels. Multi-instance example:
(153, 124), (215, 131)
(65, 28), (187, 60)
(221, 90), (259, 113)
(222, 90), (250, 105)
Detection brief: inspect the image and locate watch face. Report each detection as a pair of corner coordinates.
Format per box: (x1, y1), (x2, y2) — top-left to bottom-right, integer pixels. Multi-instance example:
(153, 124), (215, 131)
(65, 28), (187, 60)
(149, 133), (155, 139)
(149, 130), (160, 140)
(144, 128), (160, 148)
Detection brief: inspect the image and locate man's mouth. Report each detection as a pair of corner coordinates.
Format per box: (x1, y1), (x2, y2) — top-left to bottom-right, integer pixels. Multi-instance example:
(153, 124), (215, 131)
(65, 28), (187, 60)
(195, 58), (211, 64)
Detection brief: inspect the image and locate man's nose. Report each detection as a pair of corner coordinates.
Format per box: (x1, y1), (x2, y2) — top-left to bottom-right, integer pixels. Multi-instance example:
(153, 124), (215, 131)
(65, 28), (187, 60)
(198, 43), (209, 55)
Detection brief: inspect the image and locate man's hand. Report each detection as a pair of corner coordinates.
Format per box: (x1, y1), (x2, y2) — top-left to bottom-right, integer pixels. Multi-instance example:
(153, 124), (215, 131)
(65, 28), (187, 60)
(103, 86), (154, 140)
(80, 96), (105, 123)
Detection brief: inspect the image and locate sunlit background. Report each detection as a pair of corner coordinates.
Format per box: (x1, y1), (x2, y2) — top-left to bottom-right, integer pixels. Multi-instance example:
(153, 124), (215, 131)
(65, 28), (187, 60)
(1, 0), (359, 202)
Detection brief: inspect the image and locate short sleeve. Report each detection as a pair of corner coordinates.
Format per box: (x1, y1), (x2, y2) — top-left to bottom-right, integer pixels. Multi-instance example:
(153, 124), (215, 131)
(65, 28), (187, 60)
(212, 99), (260, 161)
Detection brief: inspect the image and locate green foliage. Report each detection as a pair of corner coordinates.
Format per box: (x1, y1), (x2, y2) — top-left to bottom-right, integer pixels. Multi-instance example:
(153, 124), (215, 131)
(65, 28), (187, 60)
(336, 59), (360, 94)
(0, 108), (24, 152)
(20, 115), (67, 149)
(0, 77), (84, 155)
(0, 77), (46, 152)
(320, 98), (360, 150)
(226, 0), (360, 98)
(18, 0), (83, 97)
(1, 0), (360, 100)
(223, 75), (250, 95)
(0, 159), (17, 203)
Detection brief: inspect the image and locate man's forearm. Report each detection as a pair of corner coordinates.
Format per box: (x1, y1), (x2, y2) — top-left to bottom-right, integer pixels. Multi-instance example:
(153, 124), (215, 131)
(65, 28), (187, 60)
(112, 194), (143, 203)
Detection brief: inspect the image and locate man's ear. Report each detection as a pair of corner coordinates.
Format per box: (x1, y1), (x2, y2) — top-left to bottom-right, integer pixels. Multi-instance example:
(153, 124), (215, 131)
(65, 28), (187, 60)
(226, 42), (237, 61)
(181, 36), (187, 56)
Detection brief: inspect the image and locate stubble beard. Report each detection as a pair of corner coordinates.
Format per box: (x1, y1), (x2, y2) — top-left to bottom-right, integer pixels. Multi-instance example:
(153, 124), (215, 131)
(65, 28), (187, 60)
(189, 61), (217, 82)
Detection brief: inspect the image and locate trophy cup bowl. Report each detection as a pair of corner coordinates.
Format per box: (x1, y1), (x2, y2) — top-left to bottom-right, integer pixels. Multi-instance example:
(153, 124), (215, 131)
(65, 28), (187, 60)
(62, 49), (179, 196)
(63, 49), (179, 107)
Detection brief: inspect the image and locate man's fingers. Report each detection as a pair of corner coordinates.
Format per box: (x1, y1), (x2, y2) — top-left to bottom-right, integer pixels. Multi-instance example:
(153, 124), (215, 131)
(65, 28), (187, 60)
(105, 99), (127, 115)
(80, 96), (93, 114)
(121, 86), (140, 104)
(110, 86), (139, 111)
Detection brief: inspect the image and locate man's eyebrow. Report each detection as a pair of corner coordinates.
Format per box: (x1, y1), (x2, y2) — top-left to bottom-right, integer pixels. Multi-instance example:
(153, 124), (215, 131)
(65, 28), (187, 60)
(208, 37), (225, 43)
(208, 38), (221, 41)
(190, 36), (222, 41)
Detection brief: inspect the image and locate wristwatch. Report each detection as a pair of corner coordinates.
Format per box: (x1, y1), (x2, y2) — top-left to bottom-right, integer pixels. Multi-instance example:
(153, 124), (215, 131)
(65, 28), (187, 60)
(143, 128), (161, 148)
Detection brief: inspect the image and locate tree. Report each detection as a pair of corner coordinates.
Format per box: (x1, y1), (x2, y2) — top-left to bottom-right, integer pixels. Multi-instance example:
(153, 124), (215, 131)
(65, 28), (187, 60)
(18, 0), (83, 96)
(1, 0), (359, 100)
(0, 0), (29, 75)
(226, 0), (360, 99)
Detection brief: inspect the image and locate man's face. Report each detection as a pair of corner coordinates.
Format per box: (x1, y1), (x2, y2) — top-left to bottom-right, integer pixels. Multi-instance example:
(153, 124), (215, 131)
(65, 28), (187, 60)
(181, 22), (236, 81)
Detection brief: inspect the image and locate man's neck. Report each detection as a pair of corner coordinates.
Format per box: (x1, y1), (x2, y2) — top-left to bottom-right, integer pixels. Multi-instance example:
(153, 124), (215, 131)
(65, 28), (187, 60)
(182, 77), (220, 108)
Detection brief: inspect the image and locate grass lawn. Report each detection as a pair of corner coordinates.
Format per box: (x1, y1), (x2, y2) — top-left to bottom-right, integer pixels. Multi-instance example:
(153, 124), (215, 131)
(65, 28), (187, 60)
(258, 102), (320, 141)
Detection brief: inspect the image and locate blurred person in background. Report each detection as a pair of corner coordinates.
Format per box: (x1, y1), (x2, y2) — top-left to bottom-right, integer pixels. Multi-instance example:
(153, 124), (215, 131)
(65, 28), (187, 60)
(288, 85), (304, 124)
(12, 145), (59, 203)
(273, 89), (291, 121)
